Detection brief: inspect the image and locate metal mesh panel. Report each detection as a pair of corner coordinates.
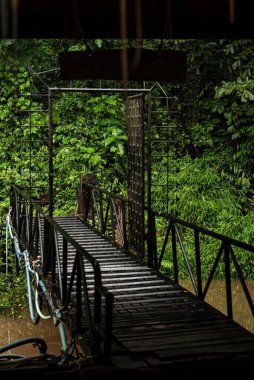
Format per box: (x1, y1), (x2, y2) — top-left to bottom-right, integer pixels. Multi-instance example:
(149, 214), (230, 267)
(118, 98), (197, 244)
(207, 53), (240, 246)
(127, 94), (145, 257)
(147, 92), (180, 213)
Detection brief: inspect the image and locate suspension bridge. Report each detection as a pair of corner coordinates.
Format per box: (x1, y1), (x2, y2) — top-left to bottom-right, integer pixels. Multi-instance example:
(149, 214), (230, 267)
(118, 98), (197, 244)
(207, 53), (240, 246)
(1, 76), (254, 378)
(3, 181), (254, 378)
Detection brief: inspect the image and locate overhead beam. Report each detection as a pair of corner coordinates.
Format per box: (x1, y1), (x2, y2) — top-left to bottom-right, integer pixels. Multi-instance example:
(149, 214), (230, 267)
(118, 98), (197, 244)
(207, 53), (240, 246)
(59, 49), (186, 83)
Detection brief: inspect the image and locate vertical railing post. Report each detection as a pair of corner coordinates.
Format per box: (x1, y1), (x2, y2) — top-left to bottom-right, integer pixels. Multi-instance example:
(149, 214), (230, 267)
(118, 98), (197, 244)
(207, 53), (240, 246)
(43, 217), (50, 276)
(121, 199), (128, 250)
(38, 212), (43, 263)
(76, 252), (82, 332)
(104, 199), (110, 235)
(34, 214), (39, 259)
(91, 190), (95, 228)
(194, 230), (202, 298)
(48, 89), (54, 218)
(147, 211), (157, 268)
(224, 243), (233, 321)
(93, 261), (102, 356)
(172, 223), (178, 284)
(24, 200), (29, 243)
(62, 237), (68, 305)
(104, 292), (114, 358)
(109, 197), (116, 242)
(98, 190), (104, 234)
(51, 226), (56, 285)
(54, 229), (63, 301)
(28, 202), (34, 255)
(17, 194), (22, 238)
(12, 189), (20, 232)
(79, 255), (93, 337)
(83, 183), (90, 222)
(64, 254), (77, 309)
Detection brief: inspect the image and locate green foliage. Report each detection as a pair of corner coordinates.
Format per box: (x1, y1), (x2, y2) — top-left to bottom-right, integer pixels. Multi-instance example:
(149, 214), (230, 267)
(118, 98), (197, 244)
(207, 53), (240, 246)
(214, 41), (254, 191)
(0, 250), (28, 315)
(154, 154), (254, 279)
(53, 93), (127, 213)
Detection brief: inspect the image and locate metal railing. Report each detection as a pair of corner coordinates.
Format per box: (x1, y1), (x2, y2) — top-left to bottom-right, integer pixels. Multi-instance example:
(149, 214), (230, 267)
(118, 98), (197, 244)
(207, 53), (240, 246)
(82, 183), (129, 251)
(10, 182), (254, 356)
(10, 184), (114, 359)
(146, 207), (254, 322)
(79, 183), (254, 324)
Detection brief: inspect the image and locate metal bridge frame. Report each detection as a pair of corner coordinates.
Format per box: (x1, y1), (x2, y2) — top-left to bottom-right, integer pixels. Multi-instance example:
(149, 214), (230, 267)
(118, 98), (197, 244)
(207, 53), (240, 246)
(47, 85), (166, 268)
(79, 182), (254, 322)
(47, 86), (254, 321)
(9, 182), (254, 361)
(10, 184), (114, 359)
(8, 84), (254, 365)
(48, 86), (150, 218)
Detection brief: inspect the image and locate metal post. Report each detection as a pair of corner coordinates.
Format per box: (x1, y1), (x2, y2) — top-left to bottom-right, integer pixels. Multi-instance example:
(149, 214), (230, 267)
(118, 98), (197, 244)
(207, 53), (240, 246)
(147, 212), (157, 268)
(98, 191), (104, 234)
(48, 89), (54, 217)
(29, 202), (33, 255)
(42, 218), (50, 276)
(76, 252), (82, 332)
(224, 243), (233, 321)
(62, 237), (68, 305)
(147, 91), (152, 214)
(51, 227), (56, 285)
(109, 197), (116, 241)
(146, 91), (155, 267)
(194, 230), (202, 298)
(14, 192), (19, 232)
(79, 255), (93, 338)
(76, 255), (82, 331)
(93, 261), (102, 356)
(121, 199), (128, 250)
(172, 224), (178, 284)
(104, 292), (114, 358)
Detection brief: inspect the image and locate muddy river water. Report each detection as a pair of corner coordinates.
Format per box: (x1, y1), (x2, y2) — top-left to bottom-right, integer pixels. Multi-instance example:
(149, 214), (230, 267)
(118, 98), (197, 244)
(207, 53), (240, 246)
(0, 314), (63, 356)
(180, 279), (254, 334)
(0, 279), (253, 357)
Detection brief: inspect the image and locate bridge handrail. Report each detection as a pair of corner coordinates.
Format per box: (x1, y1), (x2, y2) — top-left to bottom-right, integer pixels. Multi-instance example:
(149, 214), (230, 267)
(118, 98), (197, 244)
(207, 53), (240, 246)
(146, 206), (254, 322)
(82, 183), (129, 250)
(10, 184), (114, 358)
(146, 206), (254, 252)
(77, 182), (254, 322)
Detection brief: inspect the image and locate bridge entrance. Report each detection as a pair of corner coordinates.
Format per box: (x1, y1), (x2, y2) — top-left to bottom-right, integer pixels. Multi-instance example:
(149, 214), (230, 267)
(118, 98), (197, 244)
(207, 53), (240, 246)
(45, 85), (179, 267)
(5, 72), (254, 376)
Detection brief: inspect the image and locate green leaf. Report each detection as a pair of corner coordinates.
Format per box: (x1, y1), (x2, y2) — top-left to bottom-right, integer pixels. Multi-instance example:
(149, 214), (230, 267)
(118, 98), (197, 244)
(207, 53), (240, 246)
(95, 39), (103, 48)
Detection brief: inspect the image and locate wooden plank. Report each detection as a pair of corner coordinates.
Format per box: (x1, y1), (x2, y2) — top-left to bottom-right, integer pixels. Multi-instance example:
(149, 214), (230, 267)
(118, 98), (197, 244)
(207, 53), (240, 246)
(121, 329), (254, 350)
(116, 324), (239, 341)
(156, 341), (254, 359)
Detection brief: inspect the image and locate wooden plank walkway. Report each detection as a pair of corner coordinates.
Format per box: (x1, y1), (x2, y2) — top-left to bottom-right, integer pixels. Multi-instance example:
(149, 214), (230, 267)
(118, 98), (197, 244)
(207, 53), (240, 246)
(54, 216), (254, 373)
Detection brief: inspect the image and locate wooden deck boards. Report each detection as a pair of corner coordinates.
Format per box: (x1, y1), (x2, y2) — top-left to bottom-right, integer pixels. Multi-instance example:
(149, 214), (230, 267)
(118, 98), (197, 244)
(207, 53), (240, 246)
(54, 216), (254, 370)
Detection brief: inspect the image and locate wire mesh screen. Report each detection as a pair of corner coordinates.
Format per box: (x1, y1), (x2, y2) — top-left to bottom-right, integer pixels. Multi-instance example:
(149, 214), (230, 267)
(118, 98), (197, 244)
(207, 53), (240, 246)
(147, 92), (180, 214)
(127, 94), (145, 257)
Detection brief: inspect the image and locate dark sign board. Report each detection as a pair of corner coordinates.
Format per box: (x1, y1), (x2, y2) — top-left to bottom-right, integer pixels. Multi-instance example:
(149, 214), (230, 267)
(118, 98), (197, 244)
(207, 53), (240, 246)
(59, 49), (186, 83)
